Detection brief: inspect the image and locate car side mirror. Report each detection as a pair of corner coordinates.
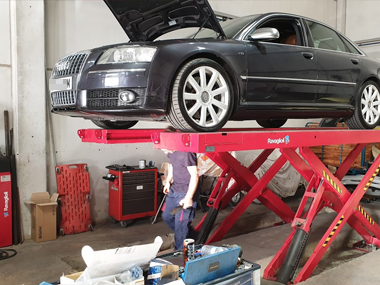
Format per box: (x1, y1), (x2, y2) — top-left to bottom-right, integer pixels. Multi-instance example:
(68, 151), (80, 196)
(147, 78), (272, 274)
(247, 27), (280, 42)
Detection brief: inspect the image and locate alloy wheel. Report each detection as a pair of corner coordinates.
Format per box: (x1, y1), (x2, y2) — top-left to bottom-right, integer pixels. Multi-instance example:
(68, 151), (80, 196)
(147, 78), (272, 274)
(361, 84), (380, 125)
(182, 66), (230, 128)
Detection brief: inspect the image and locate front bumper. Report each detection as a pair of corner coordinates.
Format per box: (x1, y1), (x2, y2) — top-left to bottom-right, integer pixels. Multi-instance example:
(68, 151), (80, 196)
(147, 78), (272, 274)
(50, 60), (167, 120)
(51, 106), (166, 121)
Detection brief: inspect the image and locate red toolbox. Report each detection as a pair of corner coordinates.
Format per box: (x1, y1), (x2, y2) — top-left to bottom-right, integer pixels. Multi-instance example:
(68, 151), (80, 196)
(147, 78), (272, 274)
(55, 164), (93, 235)
(105, 165), (157, 227)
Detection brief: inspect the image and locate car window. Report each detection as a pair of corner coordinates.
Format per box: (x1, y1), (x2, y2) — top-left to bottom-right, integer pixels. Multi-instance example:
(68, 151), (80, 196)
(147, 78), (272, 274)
(306, 20), (351, 53)
(253, 17), (303, 46)
(340, 35), (361, 54)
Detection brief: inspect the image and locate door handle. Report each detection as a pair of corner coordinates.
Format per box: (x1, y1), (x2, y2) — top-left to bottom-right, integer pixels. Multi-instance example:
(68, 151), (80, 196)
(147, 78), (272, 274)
(302, 52), (314, 60)
(351, 58), (359, 65)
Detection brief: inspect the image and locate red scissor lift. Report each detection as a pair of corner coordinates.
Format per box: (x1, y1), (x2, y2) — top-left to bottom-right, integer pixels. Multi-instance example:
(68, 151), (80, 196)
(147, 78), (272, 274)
(78, 127), (380, 284)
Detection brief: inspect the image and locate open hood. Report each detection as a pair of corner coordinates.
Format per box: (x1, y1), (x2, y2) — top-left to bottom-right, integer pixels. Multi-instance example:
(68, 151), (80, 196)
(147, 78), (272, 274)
(103, 0), (226, 42)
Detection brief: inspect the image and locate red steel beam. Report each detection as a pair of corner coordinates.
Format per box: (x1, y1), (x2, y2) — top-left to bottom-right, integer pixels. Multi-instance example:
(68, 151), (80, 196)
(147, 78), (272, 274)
(78, 128), (380, 152)
(77, 128), (167, 144)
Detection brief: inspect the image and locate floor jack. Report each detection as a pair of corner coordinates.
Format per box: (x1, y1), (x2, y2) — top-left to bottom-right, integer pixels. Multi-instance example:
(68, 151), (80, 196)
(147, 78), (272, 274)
(78, 127), (380, 284)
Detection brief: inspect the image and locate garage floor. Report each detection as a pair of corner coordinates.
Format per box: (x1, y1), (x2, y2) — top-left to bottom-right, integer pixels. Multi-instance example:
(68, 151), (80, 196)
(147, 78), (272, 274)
(1, 196), (380, 285)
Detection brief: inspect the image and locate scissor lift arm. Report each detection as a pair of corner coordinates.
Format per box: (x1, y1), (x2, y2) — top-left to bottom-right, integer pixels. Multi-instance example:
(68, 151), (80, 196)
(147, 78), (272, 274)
(78, 127), (380, 284)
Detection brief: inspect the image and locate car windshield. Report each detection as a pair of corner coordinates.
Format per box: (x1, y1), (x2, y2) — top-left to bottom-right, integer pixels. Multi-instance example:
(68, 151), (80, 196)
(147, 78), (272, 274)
(155, 15), (260, 41)
(193, 15), (260, 39)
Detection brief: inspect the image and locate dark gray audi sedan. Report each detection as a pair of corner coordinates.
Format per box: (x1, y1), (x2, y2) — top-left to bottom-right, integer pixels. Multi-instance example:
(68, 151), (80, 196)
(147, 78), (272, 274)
(49, 0), (380, 132)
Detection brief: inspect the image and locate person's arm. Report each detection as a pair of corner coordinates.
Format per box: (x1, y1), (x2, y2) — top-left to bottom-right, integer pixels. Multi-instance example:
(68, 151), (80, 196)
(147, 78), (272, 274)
(163, 163), (173, 194)
(179, 165), (199, 209)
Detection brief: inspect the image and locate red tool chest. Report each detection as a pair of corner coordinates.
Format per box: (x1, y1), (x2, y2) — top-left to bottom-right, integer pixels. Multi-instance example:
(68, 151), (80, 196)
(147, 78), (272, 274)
(106, 165), (157, 227)
(0, 159), (12, 247)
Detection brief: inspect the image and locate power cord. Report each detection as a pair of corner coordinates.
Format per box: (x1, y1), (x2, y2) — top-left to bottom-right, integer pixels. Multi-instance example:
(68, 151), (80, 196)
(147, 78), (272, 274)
(0, 249), (17, 260)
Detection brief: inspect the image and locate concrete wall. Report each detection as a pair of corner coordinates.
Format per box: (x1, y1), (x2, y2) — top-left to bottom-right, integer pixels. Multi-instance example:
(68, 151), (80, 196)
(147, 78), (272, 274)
(0, 1), (12, 156)
(346, 0), (380, 41)
(10, 0), (48, 239)
(210, 0), (337, 26)
(345, 0), (380, 60)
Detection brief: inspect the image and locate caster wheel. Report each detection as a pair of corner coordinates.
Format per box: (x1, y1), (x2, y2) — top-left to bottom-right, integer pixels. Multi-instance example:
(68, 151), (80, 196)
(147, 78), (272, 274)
(60, 229), (65, 236)
(86, 195), (91, 202)
(120, 220), (134, 228)
(88, 224), (94, 231)
(110, 217), (117, 224)
(229, 191), (244, 207)
(55, 167), (61, 174)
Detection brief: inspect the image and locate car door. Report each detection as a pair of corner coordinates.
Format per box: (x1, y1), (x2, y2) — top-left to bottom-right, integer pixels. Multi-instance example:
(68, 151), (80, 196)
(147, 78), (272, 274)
(243, 16), (318, 109)
(304, 19), (360, 109)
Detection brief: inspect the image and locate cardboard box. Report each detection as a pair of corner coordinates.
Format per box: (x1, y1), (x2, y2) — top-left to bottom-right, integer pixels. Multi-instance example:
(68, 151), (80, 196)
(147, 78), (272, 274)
(61, 272), (145, 285)
(25, 192), (58, 243)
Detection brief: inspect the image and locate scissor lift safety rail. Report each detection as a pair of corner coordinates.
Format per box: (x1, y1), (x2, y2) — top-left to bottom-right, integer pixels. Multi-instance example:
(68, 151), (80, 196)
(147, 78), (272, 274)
(78, 128), (380, 284)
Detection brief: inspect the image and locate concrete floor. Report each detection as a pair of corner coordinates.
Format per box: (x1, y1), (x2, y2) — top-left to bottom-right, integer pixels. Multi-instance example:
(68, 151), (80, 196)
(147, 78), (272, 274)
(1, 197), (380, 285)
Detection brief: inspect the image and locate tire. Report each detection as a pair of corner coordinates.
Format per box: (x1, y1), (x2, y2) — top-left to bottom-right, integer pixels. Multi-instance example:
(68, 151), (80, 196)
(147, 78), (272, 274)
(345, 80), (380, 129)
(91, 120), (138, 129)
(319, 118), (340, 127)
(167, 58), (234, 132)
(229, 191), (243, 207)
(257, 119), (287, 128)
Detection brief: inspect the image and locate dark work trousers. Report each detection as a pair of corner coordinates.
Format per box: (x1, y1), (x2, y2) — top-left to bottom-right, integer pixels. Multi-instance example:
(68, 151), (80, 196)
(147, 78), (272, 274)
(162, 188), (197, 250)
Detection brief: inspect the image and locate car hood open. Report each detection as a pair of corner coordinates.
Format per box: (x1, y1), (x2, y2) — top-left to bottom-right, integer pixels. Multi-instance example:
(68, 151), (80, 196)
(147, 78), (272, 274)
(103, 0), (226, 42)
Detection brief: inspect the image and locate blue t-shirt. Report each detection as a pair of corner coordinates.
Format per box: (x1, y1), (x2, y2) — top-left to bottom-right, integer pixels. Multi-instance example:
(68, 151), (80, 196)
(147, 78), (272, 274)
(168, 151), (197, 194)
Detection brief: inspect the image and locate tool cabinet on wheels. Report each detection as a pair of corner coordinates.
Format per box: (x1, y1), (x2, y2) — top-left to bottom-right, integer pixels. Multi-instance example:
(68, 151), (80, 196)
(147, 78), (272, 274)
(105, 165), (158, 228)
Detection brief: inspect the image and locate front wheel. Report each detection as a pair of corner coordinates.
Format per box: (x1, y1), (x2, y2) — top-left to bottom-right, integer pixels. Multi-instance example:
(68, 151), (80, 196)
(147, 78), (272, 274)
(91, 120), (138, 129)
(345, 81), (380, 129)
(167, 58), (234, 132)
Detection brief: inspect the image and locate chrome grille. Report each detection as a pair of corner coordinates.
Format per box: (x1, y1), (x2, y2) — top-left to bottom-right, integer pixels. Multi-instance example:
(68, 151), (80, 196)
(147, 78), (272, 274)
(87, 88), (145, 109)
(51, 90), (77, 106)
(52, 53), (88, 78)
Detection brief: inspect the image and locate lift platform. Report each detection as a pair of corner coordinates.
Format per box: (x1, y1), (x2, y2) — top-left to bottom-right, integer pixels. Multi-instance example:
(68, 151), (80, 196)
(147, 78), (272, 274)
(78, 127), (380, 284)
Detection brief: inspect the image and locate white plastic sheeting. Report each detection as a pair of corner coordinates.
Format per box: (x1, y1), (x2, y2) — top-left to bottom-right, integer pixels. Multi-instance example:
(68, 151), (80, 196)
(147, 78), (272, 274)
(242, 149), (302, 198)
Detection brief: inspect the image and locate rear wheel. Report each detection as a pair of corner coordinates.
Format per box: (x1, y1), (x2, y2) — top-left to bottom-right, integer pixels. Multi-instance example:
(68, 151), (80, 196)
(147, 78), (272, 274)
(167, 58), (234, 132)
(345, 81), (380, 129)
(257, 119), (287, 128)
(91, 120), (138, 129)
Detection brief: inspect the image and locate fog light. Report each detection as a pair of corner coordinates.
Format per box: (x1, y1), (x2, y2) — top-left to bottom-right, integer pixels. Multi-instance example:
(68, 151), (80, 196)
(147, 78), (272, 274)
(119, 90), (135, 103)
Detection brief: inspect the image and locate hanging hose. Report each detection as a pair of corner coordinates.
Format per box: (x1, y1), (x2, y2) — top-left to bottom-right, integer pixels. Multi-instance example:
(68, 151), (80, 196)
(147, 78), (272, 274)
(0, 249), (17, 260)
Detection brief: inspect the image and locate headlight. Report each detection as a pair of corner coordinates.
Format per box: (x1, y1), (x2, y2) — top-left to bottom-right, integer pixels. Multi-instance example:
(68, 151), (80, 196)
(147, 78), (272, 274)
(97, 46), (157, 64)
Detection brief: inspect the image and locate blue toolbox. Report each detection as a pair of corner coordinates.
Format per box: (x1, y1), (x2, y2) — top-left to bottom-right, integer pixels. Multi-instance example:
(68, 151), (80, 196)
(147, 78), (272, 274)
(158, 245), (261, 285)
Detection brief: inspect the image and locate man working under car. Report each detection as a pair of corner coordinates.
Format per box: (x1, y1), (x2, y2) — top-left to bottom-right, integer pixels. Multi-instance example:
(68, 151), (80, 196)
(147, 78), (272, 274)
(162, 150), (199, 250)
